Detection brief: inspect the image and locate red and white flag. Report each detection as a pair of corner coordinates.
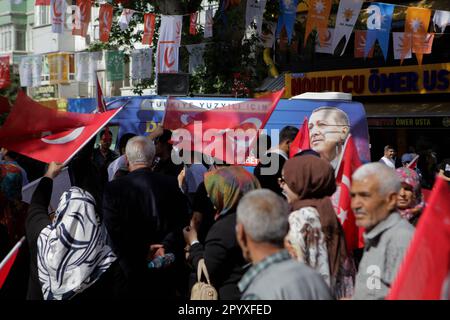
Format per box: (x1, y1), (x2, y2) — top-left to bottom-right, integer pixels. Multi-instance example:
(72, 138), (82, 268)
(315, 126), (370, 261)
(0, 56), (10, 89)
(335, 135), (365, 253)
(387, 176), (450, 300)
(190, 12), (198, 35)
(289, 117), (310, 158)
(142, 13), (156, 45)
(0, 91), (123, 164)
(72, 0), (91, 37)
(35, 0), (50, 5)
(166, 89), (284, 165)
(407, 154), (420, 170)
(156, 15), (183, 74)
(99, 3), (114, 43)
(0, 236), (25, 289)
(50, 0), (67, 34)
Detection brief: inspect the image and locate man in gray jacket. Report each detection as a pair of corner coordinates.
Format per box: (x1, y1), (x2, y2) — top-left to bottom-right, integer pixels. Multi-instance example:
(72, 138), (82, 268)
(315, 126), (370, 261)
(236, 189), (332, 300)
(351, 163), (415, 300)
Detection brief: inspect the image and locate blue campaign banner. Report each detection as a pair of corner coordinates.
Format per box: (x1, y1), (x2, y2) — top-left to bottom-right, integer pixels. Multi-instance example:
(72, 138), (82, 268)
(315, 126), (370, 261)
(364, 2), (395, 60)
(275, 0), (299, 43)
(67, 95), (371, 164)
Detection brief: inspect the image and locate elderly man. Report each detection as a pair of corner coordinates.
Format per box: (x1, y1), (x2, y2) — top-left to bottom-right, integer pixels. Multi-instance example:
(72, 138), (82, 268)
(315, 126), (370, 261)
(102, 136), (189, 299)
(351, 163), (415, 300)
(236, 189), (332, 300)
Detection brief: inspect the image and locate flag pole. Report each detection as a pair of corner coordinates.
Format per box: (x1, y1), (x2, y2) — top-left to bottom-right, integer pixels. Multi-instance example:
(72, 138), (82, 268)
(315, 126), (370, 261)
(0, 236), (25, 271)
(335, 134), (351, 178)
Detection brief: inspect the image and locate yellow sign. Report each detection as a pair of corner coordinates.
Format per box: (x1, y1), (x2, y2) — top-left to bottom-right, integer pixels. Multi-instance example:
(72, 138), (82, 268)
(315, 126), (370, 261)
(48, 53), (70, 84)
(285, 63), (450, 97)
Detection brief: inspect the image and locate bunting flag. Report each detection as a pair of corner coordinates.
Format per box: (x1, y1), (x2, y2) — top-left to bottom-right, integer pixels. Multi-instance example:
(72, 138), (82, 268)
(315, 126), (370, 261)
(433, 10), (450, 32)
(166, 89), (284, 165)
(185, 43), (206, 74)
(156, 15), (183, 75)
(403, 7), (432, 65)
(0, 56), (10, 89)
(315, 28), (334, 54)
(19, 56), (33, 87)
(35, 0), (50, 5)
(304, 0), (332, 47)
(204, 9), (213, 38)
(31, 55), (43, 88)
(331, 0), (364, 56)
(412, 33), (434, 55)
(189, 12), (198, 35)
(393, 32), (411, 60)
(0, 237), (25, 290)
(244, 0), (267, 38)
(106, 51), (124, 81)
(262, 21), (277, 48)
(72, 0), (91, 37)
(289, 117), (310, 158)
(50, 0), (67, 34)
(99, 3), (114, 43)
(142, 13), (156, 45)
(354, 30), (374, 58)
(48, 53), (70, 84)
(0, 91), (124, 164)
(118, 8), (136, 31)
(75, 52), (90, 82)
(131, 48), (152, 80)
(335, 135), (364, 253)
(364, 2), (394, 60)
(387, 177), (450, 300)
(276, 0), (298, 44)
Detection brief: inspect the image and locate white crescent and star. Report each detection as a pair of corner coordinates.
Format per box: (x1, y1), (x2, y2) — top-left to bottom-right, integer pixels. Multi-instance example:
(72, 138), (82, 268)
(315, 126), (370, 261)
(41, 127), (85, 145)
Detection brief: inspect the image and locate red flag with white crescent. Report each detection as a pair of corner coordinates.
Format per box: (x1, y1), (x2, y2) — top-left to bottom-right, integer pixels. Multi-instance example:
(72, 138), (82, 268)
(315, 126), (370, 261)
(190, 12), (198, 35)
(289, 117), (311, 158)
(0, 91), (123, 164)
(0, 237), (25, 289)
(99, 3), (114, 43)
(72, 0), (92, 37)
(142, 13), (156, 45)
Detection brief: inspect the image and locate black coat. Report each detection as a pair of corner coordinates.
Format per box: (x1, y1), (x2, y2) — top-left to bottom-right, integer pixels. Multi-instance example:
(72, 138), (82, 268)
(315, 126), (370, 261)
(25, 177), (125, 300)
(102, 168), (190, 298)
(253, 152), (286, 196)
(189, 213), (248, 300)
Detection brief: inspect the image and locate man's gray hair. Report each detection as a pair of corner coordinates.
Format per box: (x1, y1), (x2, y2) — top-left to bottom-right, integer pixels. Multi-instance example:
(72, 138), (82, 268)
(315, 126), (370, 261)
(312, 106), (350, 126)
(236, 189), (290, 246)
(125, 136), (155, 166)
(352, 162), (401, 196)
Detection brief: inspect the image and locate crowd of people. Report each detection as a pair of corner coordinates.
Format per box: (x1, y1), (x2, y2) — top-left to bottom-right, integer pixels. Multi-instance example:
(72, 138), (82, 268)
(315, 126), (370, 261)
(0, 119), (448, 300)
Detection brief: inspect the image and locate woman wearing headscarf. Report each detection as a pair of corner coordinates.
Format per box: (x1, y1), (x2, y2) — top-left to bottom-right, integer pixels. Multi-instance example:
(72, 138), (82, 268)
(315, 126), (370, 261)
(183, 166), (260, 300)
(25, 162), (121, 300)
(280, 155), (354, 299)
(395, 167), (424, 226)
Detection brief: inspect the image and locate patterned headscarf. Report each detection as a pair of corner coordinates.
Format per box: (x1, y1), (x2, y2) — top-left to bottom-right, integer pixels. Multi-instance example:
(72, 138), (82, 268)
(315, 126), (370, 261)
(37, 187), (116, 300)
(204, 166), (260, 218)
(395, 167), (421, 201)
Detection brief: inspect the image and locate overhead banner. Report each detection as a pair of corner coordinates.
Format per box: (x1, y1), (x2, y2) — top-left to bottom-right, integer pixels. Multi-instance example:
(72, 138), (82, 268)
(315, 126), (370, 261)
(118, 8), (136, 31)
(331, 0), (364, 56)
(99, 3), (114, 43)
(50, 0), (67, 34)
(131, 49), (152, 80)
(304, 0), (332, 47)
(142, 13), (155, 45)
(189, 12), (198, 35)
(393, 32), (411, 60)
(72, 0), (91, 37)
(244, 0), (267, 38)
(31, 55), (43, 88)
(156, 15), (182, 74)
(285, 63), (450, 97)
(433, 10), (450, 32)
(204, 9), (213, 38)
(315, 28), (334, 54)
(186, 43), (206, 74)
(0, 56), (10, 89)
(364, 2), (394, 60)
(403, 7), (432, 65)
(276, 0), (298, 43)
(106, 51), (124, 81)
(19, 56), (33, 87)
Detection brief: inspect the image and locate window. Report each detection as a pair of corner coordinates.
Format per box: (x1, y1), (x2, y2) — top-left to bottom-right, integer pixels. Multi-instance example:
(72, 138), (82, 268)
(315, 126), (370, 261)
(0, 28), (12, 52)
(36, 5), (51, 26)
(15, 29), (26, 51)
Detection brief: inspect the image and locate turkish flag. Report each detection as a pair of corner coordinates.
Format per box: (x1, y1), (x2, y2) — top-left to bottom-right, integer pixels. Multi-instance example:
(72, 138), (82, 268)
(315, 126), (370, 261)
(99, 3), (114, 43)
(142, 13), (156, 45)
(166, 89), (284, 165)
(289, 117), (310, 158)
(190, 12), (198, 35)
(0, 237), (25, 289)
(35, 0), (50, 5)
(335, 135), (365, 253)
(387, 177), (450, 300)
(0, 91), (122, 164)
(0, 56), (10, 89)
(72, 0), (92, 37)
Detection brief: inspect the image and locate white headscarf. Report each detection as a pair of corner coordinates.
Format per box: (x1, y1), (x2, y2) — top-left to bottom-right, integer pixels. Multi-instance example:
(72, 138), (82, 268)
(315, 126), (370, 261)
(37, 187), (116, 300)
